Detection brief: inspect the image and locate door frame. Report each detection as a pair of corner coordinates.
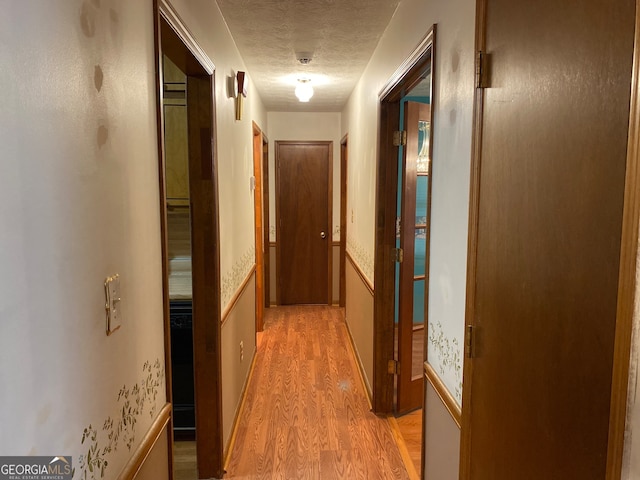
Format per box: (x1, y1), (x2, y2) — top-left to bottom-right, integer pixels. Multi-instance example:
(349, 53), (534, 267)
(460, 0), (640, 477)
(373, 27), (436, 414)
(262, 134), (270, 311)
(340, 135), (348, 307)
(252, 122), (266, 332)
(154, 1), (224, 478)
(275, 140), (333, 305)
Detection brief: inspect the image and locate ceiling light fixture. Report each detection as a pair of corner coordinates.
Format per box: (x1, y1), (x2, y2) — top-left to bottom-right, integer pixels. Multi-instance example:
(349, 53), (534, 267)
(295, 78), (313, 102)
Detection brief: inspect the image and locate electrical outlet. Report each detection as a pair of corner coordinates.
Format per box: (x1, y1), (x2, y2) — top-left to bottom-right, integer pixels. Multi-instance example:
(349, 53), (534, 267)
(240, 341), (244, 362)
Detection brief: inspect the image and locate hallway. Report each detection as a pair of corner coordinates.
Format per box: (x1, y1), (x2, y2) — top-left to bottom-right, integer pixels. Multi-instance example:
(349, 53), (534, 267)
(224, 306), (411, 479)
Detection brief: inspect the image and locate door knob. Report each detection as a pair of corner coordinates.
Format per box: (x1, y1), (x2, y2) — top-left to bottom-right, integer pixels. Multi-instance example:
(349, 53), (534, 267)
(320, 231), (326, 239)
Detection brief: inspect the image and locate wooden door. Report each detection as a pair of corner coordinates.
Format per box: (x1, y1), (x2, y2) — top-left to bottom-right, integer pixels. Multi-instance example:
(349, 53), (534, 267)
(253, 123), (264, 331)
(461, 0), (635, 478)
(397, 101), (430, 413)
(276, 141), (332, 305)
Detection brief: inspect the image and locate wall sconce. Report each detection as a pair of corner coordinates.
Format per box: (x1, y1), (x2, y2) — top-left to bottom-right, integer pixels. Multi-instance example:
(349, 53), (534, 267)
(234, 71), (247, 120)
(295, 78), (313, 102)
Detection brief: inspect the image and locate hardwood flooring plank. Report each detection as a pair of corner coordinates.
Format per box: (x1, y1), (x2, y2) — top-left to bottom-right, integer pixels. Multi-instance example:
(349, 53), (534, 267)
(224, 306), (410, 479)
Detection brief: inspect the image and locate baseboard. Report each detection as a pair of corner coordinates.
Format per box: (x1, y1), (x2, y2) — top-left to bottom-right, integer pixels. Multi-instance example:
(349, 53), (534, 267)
(344, 318), (373, 407)
(223, 347), (259, 469)
(388, 416), (420, 480)
(117, 403), (172, 480)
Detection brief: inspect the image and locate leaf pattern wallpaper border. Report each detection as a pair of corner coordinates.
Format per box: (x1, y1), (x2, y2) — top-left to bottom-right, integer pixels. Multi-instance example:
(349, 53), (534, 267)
(221, 247), (256, 309)
(75, 359), (165, 480)
(347, 233), (374, 284)
(428, 321), (463, 404)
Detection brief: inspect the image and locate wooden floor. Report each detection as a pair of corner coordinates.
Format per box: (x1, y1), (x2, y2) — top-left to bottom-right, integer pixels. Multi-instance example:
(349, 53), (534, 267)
(224, 306), (410, 479)
(174, 440), (196, 480)
(394, 409), (422, 476)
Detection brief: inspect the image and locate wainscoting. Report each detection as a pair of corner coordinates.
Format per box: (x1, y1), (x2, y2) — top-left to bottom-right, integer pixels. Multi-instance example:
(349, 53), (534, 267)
(423, 365), (461, 479)
(117, 403), (171, 480)
(345, 253), (374, 397)
(221, 270), (258, 453)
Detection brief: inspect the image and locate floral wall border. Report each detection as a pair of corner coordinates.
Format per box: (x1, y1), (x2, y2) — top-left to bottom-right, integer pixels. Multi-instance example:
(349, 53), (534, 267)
(346, 233), (374, 284)
(75, 359), (165, 480)
(428, 320), (463, 404)
(221, 247), (255, 309)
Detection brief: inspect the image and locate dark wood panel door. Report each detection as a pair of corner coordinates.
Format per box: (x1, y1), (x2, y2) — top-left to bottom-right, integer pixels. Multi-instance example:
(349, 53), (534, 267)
(397, 101), (430, 413)
(276, 141), (332, 305)
(462, 0), (635, 478)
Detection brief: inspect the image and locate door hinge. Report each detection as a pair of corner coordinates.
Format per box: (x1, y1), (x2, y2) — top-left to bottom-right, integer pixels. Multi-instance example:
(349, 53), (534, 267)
(393, 130), (407, 147)
(388, 359), (399, 375)
(392, 247), (403, 263)
(395, 216), (401, 237)
(476, 51), (489, 89)
(465, 324), (476, 358)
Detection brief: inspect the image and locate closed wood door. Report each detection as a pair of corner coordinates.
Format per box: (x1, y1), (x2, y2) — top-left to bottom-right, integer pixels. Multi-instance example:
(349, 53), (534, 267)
(397, 101), (430, 413)
(462, 0), (635, 478)
(276, 141), (332, 305)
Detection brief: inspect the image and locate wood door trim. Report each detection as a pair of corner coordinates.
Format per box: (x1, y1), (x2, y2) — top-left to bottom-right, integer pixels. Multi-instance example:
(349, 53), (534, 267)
(221, 265), (257, 324)
(379, 29), (436, 101)
(158, 0), (214, 74)
(262, 135), (270, 310)
(606, 2), (640, 477)
(373, 97), (401, 414)
(117, 403), (172, 480)
(340, 135), (348, 307)
(374, 26), (436, 415)
(275, 140), (333, 305)
(424, 363), (462, 428)
(459, 0), (487, 475)
(151, 4), (175, 479)
(156, 7), (223, 478)
(252, 122), (264, 332)
(346, 250), (374, 296)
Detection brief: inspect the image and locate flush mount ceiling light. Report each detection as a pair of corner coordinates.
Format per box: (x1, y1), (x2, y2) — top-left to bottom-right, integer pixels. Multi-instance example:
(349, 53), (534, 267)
(295, 78), (313, 102)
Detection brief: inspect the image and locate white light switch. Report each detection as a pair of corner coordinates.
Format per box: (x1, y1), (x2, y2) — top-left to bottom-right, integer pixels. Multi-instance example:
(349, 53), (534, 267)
(105, 274), (122, 335)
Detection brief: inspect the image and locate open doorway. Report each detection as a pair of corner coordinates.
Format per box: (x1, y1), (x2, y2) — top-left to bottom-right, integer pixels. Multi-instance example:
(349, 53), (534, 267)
(373, 26), (436, 478)
(154, 2), (223, 479)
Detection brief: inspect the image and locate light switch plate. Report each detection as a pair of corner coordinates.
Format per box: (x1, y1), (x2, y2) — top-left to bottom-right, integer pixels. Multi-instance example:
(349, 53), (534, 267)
(105, 274), (122, 335)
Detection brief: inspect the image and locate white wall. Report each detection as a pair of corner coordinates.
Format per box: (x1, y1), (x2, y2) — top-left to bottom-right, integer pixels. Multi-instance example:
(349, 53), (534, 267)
(0, 0), (266, 478)
(341, 0), (475, 405)
(0, 1), (166, 478)
(267, 111), (342, 243)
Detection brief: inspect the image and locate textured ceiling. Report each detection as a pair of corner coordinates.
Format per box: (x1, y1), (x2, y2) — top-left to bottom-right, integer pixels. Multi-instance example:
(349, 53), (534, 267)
(216, 0), (400, 112)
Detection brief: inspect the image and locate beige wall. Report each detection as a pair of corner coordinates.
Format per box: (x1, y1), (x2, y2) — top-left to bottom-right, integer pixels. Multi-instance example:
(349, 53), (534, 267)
(221, 273), (258, 449)
(424, 382), (461, 479)
(0, 1), (166, 478)
(135, 428), (171, 480)
(0, 1), (264, 478)
(345, 260), (374, 396)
